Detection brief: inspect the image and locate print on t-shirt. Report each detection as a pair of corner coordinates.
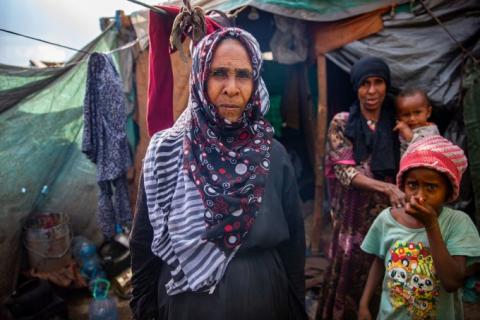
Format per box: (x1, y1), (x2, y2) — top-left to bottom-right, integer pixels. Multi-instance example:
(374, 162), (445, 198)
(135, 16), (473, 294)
(387, 241), (440, 319)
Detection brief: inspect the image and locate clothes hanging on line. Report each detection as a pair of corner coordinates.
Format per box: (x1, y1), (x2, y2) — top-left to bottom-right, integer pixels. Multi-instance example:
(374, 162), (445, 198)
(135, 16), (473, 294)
(82, 52), (133, 238)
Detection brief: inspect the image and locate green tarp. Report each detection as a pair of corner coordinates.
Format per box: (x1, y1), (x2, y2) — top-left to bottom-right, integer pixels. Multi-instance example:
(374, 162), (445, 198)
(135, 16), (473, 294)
(0, 26), (118, 299)
(161, 0), (409, 21)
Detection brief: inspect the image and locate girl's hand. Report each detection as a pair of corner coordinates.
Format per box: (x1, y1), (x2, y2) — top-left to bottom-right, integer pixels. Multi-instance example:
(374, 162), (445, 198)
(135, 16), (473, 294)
(358, 305), (372, 320)
(404, 196), (438, 229)
(383, 183), (406, 209)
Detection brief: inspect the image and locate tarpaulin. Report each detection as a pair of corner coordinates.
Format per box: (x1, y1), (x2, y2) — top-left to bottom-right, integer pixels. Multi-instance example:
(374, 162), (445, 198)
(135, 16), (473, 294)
(160, 0), (410, 22)
(326, 0), (480, 111)
(312, 8), (387, 55)
(0, 26), (118, 299)
(463, 61), (480, 227)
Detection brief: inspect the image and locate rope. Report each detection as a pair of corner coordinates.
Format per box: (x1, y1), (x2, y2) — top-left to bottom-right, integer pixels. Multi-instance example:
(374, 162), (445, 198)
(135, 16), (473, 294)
(0, 28), (92, 54)
(2, 34), (147, 73)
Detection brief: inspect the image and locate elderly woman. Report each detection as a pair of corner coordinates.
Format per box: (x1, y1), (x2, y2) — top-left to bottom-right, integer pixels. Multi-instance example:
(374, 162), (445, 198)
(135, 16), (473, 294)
(130, 28), (307, 320)
(317, 57), (405, 319)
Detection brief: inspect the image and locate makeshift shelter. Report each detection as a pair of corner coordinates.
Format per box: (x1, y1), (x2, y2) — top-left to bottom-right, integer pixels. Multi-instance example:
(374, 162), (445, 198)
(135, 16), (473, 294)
(149, 0), (480, 251)
(0, 0), (479, 310)
(0, 21), (141, 301)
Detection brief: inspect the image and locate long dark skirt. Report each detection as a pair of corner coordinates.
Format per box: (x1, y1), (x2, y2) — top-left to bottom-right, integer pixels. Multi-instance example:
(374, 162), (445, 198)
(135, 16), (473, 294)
(317, 184), (388, 320)
(158, 249), (307, 320)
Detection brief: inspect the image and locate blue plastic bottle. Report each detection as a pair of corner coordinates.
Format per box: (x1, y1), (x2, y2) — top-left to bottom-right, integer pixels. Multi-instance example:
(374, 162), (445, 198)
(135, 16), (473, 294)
(72, 236), (106, 286)
(88, 278), (118, 320)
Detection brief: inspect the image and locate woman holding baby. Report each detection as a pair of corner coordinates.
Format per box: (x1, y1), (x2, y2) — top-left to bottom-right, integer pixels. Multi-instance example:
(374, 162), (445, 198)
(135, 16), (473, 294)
(317, 57), (406, 319)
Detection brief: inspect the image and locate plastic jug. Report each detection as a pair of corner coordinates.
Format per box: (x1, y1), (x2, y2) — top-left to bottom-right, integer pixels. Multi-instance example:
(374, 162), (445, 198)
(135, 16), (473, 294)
(88, 278), (118, 320)
(72, 236), (106, 286)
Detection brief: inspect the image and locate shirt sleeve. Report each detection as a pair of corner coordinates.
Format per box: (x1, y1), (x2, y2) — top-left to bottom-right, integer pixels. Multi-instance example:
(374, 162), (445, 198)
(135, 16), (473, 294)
(444, 211), (480, 265)
(333, 164), (360, 186)
(130, 176), (162, 320)
(361, 209), (388, 259)
(325, 113), (356, 179)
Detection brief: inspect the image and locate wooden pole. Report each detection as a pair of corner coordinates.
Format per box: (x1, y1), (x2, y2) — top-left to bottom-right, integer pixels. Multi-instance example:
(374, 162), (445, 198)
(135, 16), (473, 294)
(310, 54), (328, 254)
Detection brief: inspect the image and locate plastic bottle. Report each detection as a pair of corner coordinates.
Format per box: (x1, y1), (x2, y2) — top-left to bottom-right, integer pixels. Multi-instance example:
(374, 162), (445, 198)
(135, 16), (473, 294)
(89, 278), (118, 320)
(72, 236), (106, 288)
(72, 236), (95, 261)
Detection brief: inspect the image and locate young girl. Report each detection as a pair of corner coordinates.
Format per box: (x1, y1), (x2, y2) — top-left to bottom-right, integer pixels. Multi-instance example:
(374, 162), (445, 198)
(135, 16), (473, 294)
(358, 135), (480, 319)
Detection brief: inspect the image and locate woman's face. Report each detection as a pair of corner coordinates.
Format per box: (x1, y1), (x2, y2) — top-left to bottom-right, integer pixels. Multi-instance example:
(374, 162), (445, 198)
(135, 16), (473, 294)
(357, 76), (387, 112)
(207, 39), (254, 123)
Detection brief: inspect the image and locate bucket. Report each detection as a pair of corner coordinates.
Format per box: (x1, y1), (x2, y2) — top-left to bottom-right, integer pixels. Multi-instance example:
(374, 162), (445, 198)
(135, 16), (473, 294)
(24, 212), (72, 272)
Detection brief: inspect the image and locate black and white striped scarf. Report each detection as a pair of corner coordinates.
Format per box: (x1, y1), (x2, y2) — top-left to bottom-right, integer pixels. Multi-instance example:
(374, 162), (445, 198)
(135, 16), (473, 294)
(144, 111), (235, 294)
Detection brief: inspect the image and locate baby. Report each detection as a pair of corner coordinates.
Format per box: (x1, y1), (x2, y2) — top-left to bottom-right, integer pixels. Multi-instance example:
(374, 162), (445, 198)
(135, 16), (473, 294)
(394, 88), (439, 155)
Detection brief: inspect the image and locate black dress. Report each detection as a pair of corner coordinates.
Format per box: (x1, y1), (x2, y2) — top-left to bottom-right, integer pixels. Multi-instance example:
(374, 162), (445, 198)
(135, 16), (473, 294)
(130, 140), (307, 320)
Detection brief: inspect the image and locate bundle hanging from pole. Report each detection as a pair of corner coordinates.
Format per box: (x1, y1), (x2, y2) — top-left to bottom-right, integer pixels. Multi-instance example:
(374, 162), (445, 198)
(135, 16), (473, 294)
(170, 0), (207, 63)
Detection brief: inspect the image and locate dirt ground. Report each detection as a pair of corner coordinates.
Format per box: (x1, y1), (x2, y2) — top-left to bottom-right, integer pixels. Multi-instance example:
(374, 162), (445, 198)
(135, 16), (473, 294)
(64, 205), (480, 319)
(66, 293), (480, 320)
(65, 288), (132, 319)
(464, 302), (480, 320)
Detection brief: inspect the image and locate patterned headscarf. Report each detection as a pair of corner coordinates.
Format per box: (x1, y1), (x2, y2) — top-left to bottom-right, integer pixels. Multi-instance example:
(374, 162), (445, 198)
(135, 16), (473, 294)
(184, 28), (274, 253)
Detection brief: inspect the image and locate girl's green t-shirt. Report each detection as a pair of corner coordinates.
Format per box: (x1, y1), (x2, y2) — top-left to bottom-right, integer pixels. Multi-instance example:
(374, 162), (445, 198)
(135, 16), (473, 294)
(361, 207), (480, 320)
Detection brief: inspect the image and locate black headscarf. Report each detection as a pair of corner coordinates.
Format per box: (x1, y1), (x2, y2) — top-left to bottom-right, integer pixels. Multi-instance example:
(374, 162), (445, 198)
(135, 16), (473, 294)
(345, 56), (399, 180)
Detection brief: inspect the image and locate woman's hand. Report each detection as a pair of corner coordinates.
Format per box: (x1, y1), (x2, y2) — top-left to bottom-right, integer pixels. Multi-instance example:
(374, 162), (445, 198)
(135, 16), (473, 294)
(358, 305), (372, 320)
(382, 183), (406, 209)
(404, 196), (438, 229)
(351, 174), (405, 208)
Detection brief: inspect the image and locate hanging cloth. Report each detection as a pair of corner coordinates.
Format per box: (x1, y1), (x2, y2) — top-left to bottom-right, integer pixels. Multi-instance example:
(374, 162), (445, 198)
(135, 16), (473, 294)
(147, 5), (222, 137)
(82, 52), (133, 238)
